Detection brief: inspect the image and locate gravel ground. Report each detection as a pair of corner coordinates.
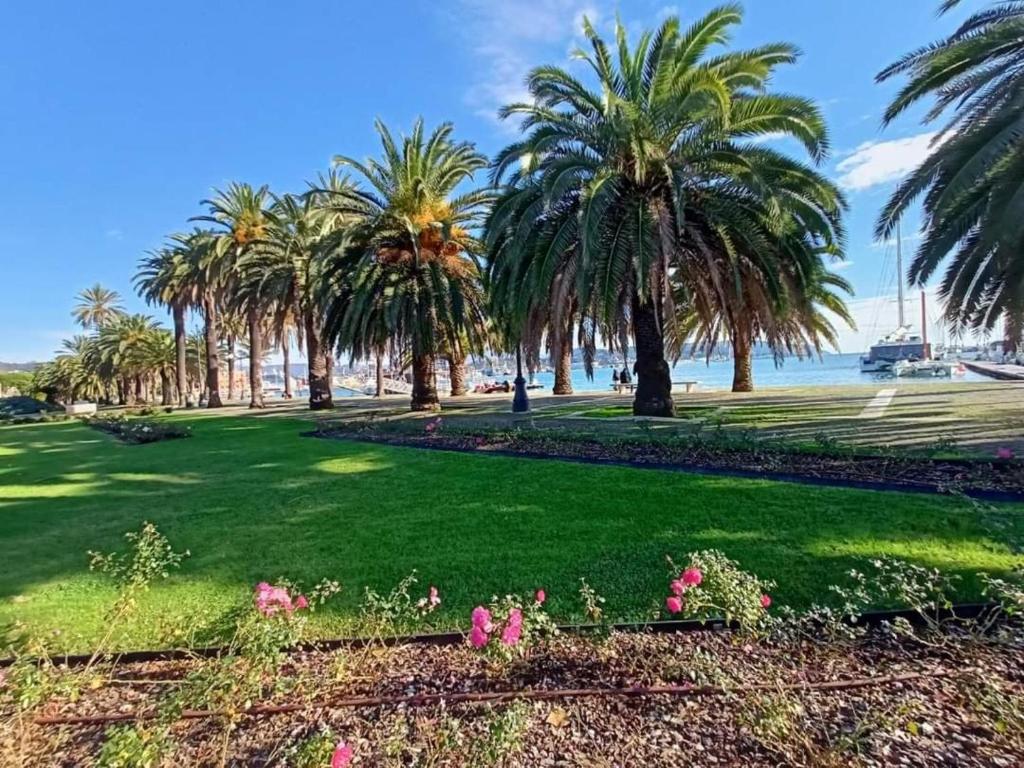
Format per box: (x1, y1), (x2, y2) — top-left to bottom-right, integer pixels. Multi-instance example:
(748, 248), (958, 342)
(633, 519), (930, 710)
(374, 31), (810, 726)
(4, 626), (1023, 766)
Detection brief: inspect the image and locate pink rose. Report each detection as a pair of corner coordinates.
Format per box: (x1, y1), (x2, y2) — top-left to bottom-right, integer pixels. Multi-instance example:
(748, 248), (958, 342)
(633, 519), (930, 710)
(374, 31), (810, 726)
(469, 625), (489, 648)
(669, 579), (685, 596)
(331, 742), (353, 768)
(429, 585), (440, 606)
(471, 606), (492, 632)
(666, 596), (683, 614)
(681, 568), (703, 587)
(760, 594), (772, 609)
(295, 595), (309, 610)
(535, 589), (546, 605)
(507, 608), (523, 628)
(501, 622), (522, 645)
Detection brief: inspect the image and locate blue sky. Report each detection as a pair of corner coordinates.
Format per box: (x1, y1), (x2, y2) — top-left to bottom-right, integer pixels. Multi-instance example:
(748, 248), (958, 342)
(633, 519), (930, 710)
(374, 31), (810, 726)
(0, 0), (983, 361)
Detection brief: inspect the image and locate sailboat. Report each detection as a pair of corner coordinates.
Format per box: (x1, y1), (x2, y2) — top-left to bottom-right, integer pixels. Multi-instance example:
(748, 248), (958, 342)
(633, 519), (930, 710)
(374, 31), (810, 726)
(859, 221), (932, 373)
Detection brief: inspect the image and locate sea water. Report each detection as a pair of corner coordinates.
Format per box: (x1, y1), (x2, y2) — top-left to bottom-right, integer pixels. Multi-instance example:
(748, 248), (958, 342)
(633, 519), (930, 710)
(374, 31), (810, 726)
(523, 352), (988, 393)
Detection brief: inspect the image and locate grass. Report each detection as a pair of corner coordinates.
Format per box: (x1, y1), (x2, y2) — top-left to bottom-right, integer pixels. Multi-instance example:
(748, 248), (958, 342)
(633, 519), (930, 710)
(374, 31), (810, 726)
(1, 412), (1023, 652)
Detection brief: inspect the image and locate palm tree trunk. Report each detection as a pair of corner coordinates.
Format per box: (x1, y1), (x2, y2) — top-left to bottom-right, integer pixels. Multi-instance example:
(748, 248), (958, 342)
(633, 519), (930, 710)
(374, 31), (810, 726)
(731, 327), (755, 393)
(203, 293), (223, 408)
(248, 307), (265, 409)
(374, 351), (384, 397)
(448, 348), (467, 396)
(227, 337), (237, 400)
(160, 372), (172, 406)
(631, 293), (675, 416)
(1003, 307), (1023, 354)
(172, 303), (187, 407)
(304, 311), (334, 410)
(282, 331), (293, 399)
(552, 332), (573, 395)
(411, 352), (440, 411)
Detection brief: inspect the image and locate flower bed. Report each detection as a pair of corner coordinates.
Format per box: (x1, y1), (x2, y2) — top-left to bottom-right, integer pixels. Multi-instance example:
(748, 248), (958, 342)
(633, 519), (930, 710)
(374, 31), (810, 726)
(4, 524), (1022, 766)
(86, 415), (190, 444)
(5, 621), (1023, 766)
(311, 421), (1024, 498)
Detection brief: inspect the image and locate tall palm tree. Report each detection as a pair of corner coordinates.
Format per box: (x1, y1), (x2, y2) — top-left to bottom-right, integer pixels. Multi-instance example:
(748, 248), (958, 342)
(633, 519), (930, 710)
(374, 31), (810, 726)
(876, 0), (1024, 348)
(195, 183), (275, 408)
(489, 9), (838, 407)
(72, 284), (124, 330)
(321, 119), (491, 411)
(170, 230), (223, 407)
(246, 178), (353, 410)
(135, 245), (192, 405)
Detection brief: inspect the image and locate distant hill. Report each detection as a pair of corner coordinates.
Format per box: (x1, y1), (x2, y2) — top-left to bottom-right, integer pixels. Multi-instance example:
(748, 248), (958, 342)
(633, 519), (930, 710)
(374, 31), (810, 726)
(0, 361), (42, 372)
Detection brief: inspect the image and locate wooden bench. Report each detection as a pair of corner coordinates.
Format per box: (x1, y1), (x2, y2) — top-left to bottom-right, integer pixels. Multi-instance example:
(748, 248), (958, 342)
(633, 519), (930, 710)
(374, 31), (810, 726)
(672, 380), (700, 393)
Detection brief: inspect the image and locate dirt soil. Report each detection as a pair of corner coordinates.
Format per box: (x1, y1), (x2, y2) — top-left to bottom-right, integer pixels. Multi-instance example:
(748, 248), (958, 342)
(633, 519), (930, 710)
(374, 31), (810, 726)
(4, 625), (1023, 767)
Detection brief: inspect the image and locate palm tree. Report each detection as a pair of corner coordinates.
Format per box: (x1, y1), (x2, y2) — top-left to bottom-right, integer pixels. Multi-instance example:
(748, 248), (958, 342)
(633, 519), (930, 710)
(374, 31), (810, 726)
(170, 230), (223, 407)
(96, 314), (162, 404)
(72, 284), (124, 330)
(246, 179), (353, 410)
(321, 120), (491, 411)
(489, 9), (839, 407)
(876, 0), (1024, 348)
(195, 183), (275, 408)
(135, 245), (192, 405)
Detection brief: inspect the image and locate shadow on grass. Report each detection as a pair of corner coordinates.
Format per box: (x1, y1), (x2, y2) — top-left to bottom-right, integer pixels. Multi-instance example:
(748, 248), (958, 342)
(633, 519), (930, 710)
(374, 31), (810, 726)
(0, 415), (1022, 650)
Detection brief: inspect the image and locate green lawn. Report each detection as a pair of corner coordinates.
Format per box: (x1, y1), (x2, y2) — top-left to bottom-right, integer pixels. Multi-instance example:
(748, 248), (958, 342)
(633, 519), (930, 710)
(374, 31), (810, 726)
(1, 413), (1022, 652)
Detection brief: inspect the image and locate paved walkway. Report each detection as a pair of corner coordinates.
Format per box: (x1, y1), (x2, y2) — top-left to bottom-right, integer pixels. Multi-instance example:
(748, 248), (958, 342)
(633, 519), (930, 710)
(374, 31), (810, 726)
(858, 388), (897, 419)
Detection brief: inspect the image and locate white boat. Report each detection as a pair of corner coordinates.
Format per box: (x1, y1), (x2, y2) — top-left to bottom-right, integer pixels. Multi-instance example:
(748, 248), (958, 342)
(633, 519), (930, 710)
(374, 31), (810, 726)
(893, 360), (954, 378)
(860, 221), (935, 374)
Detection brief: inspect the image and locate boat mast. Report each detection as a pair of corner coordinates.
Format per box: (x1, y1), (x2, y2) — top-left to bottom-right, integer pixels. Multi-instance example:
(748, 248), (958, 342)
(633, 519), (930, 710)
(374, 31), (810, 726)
(896, 220), (905, 328)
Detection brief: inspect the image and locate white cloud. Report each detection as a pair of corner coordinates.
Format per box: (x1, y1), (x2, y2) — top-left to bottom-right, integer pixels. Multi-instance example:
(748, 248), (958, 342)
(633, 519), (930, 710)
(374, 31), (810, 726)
(832, 260), (854, 272)
(105, 228), (124, 240)
(451, 0), (615, 129)
(835, 132), (940, 191)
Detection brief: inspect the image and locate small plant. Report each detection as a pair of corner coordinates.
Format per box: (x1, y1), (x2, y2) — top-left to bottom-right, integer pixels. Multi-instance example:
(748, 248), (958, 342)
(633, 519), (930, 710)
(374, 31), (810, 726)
(96, 724), (170, 768)
(663, 550), (775, 636)
(288, 727), (353, 768)
(468, 590), (556, 660)
(471, 702), (531, 765)
(85, 522), (189, 668)
(360, 571), (440, 638)
(578, 577), (606, 622)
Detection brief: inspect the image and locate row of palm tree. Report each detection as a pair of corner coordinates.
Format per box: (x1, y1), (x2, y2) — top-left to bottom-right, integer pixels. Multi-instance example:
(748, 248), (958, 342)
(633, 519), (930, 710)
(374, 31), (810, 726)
(34, 288), (183, 406)
(59, 3), (1024, 415)
(101, 7), (858, 416)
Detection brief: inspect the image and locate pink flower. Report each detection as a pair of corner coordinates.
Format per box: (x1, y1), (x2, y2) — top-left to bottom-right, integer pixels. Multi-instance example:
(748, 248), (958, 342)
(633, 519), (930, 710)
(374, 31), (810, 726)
(507, 608), (523, 628)
(331, 742), (353, 768)
(666, 596), (683, 614)
(425, 422), (436, 432)
(471, 606), (493, 633)
(535, 589), (546, 605)
(760, 594), (772, 609)
(469, 625), (490, 648)
(681, 568), (703, 587)
(429, 585), (440, 606)
(501, 622), (522, 646)
(669, 579), (685, 596)
(996, 446), (1015, 460)
(295, 595), (309, 610)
